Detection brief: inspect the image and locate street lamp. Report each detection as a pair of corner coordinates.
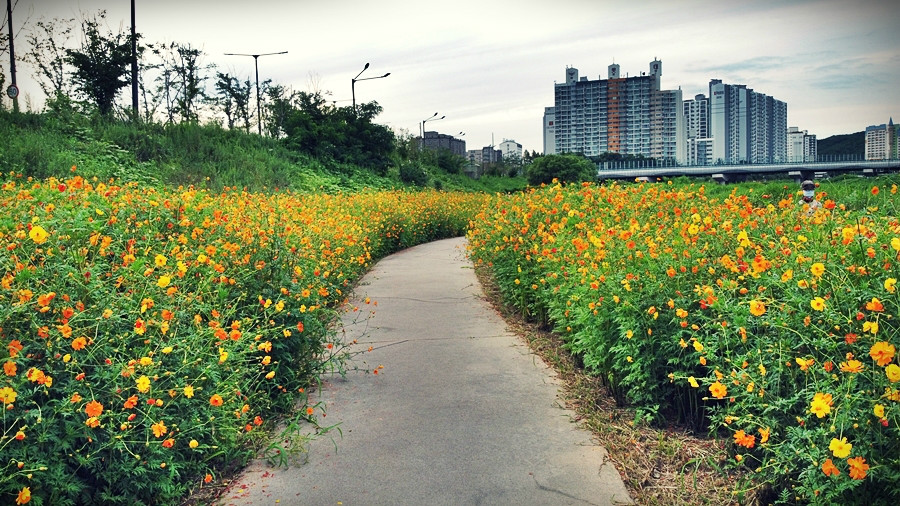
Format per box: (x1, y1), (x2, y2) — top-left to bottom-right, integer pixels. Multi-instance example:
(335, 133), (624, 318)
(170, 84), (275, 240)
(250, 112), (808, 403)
(224, 50), (288, 135)
(420, 112), (445, 150)
(352, 62), (390, 116)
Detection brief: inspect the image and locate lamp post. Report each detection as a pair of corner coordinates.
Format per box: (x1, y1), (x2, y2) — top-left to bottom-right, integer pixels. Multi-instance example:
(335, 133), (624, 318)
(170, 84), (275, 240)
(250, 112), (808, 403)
(352, 62), (390, 116)
(224, 50), (288, 135)
(420, 112), (445, 150)
(6, 0), (19, 113)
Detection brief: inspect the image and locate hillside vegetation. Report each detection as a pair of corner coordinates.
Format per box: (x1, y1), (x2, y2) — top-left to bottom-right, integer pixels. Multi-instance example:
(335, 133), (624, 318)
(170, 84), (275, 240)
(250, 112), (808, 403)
(0, 107), (526, 194)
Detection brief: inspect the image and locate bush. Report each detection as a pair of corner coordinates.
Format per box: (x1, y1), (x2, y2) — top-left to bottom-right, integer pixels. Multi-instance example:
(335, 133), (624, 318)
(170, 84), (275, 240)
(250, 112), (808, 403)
(524, 154), (595, 185)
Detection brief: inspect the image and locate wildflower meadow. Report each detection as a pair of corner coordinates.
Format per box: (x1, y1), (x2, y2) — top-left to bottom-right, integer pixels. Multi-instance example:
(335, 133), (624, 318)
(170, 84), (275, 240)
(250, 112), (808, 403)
(0, 170), (488, 505)
(3, 168), (899, 505)
(467, 178), (899, 504)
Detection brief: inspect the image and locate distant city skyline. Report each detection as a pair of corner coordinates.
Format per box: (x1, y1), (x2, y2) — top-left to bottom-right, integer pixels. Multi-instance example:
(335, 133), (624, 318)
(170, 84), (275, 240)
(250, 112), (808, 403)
(5, 0), (899, 153)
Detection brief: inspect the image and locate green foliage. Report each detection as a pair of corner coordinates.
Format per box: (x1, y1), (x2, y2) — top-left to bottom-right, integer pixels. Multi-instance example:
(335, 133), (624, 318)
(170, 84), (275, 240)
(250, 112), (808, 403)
(525, 154), (595, 185)
(65, 12), (136, 116)
(818, 132), (864, 158)
(399, 162), (428, 186)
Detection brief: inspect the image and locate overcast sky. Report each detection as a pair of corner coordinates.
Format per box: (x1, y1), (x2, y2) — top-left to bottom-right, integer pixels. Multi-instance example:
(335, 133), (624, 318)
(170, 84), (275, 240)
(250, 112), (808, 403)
(6, 0), (899, 153)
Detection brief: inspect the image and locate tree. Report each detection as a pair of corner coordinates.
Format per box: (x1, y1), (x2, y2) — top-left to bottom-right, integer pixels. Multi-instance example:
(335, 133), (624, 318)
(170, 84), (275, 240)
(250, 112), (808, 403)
(23, 17), (76, 101)
(525, 154), (595, 185)
(66, 12), (136, 116)
(214, 72), (252, 131)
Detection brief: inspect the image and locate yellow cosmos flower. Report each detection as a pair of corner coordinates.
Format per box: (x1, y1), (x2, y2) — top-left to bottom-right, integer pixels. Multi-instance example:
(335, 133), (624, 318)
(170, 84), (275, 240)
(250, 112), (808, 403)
(809, 392), (833, 418)
(885, 364), (900, 383)
(688, 376), (699, 388)
(749, 299), (766, 316)
(154, 254), (167, 267)
(157, 275), (171, 288)
(892, 237), (900, 252)
(829, 437), (852, 459)
(810, 263), (825, 277)
(886, 278), (897, 293)
(693, 340), (704, 353)
(810, 297), (826, 311)
(29, 225), (49, 244)
(136, 375), (151, 393)
(183, 385), (195, 398)
(189, 439), (199, 449)
(781, 269), (793, 282)
(873, 404), (885, 419)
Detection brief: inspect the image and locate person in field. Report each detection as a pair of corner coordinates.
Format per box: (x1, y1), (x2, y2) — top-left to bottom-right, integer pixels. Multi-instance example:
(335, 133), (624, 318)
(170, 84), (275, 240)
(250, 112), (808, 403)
(798, 179), (821, 215)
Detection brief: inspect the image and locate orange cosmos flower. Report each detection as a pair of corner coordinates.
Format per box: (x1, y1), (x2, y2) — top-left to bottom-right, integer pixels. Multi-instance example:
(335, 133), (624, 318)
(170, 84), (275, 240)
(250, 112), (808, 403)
(209, 394), (223, 406)
(871, 186), (879, 196)
(869, 341), (895, 367)
(733, 430), (756, 448)
(151, 420), (168, 438)
(8, 340), (23, 358)
(85, 400), (104, 418)
(709, 381), (727, 399)
(840, 360), (864, 373)
(847, 456), (869, 480)
(71, 336), (87, 350)
(4, 361), (16, 377)
(757, 427), (770, 444)
(15, 486), (30, 505)
(865, 297), (884, 312)
(123, 395), (138, 409)
(822, 458), (840, 477)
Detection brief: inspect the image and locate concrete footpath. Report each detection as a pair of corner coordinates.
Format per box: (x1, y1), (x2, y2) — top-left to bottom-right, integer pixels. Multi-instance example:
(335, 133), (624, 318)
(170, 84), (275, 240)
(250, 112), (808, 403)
(220, 237), (633, 506)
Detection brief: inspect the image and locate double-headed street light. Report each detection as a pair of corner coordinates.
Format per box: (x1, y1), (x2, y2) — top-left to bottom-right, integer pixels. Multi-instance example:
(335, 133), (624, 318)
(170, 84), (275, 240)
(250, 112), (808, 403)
(224, 50), (288, 135)
(352, 63), (390, 116)
(420, 112), (445, 149)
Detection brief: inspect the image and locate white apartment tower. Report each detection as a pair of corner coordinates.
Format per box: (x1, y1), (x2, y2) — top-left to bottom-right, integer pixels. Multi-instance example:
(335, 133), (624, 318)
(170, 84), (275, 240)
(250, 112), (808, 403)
(683, 94), (713, 165)
(787, 127), (817, 162)
(708, 79), (786, 164)
(542, 107), (557, 155)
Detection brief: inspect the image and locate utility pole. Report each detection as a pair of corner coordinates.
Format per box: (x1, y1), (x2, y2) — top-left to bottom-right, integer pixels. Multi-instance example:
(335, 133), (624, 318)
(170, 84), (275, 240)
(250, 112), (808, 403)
(130, 0), (138, 118)
(5, 0), (19, 113)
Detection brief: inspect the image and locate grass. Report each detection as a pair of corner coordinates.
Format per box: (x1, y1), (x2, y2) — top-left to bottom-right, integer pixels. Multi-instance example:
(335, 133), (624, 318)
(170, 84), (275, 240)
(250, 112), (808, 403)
(473, 263), (750, 506)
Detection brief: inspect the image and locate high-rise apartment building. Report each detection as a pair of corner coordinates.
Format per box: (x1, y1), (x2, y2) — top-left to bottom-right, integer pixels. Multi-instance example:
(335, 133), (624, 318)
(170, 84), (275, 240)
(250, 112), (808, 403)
(543, 107), (557, 155)
(708, 79), (786, 164)
(548, 60), (685, 163)
(683, 94), (713, 165)
(865, 118), (897, 160)
(787, 127), (817, 162)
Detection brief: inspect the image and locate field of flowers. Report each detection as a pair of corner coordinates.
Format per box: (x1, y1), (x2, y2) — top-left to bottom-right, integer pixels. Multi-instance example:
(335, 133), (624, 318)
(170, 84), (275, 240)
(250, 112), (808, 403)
(467, 178), (899, 504)
(0, 170), (490, 505)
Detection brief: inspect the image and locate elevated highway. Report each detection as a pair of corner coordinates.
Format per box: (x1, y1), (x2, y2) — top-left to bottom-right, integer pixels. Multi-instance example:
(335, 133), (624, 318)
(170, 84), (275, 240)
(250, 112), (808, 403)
(596, 160), (900, 183)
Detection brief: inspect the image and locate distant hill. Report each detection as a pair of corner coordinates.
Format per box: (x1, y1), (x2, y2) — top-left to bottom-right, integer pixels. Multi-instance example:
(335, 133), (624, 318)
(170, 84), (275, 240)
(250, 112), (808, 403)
(817, 131), (864, 157)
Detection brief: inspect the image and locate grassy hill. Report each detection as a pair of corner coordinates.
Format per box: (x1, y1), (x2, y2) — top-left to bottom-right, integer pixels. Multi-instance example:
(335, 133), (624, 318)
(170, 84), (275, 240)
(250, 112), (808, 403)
(817, 131), (864, 158)
(0, 108), (526, 193)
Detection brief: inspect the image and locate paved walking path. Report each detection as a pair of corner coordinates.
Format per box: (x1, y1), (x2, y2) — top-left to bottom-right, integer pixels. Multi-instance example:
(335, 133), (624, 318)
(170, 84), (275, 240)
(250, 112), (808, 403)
(220, 237), (633, 505)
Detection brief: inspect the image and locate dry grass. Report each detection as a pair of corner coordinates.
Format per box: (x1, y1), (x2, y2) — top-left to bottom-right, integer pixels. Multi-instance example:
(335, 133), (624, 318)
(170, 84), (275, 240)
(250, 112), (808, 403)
(474, 264), (755, 506)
